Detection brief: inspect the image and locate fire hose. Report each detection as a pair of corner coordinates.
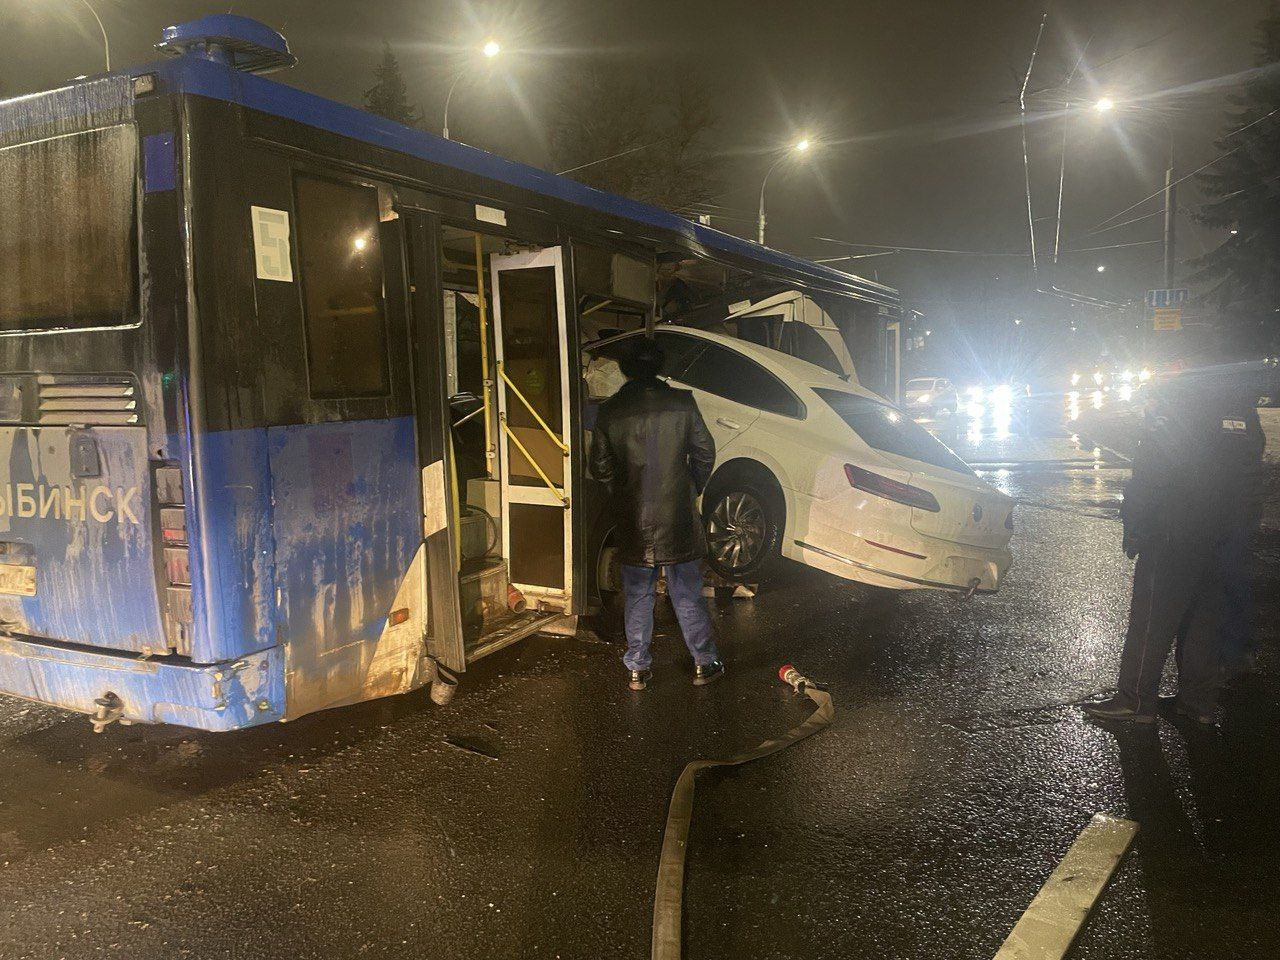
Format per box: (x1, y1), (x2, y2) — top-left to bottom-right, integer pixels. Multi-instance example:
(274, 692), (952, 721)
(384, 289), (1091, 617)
(651, 666), (836, 960)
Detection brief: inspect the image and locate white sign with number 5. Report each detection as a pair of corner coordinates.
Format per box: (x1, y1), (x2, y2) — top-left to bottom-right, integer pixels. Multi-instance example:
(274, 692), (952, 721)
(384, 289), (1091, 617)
(251, 205), (294, 282)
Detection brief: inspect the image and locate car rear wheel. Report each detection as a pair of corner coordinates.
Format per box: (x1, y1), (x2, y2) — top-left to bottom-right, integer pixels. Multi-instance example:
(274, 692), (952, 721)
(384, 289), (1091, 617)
(704, 482), (780, 582)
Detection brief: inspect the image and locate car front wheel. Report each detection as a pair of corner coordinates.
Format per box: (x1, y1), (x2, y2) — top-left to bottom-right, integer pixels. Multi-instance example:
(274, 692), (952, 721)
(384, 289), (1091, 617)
(704, 482), (780, 582)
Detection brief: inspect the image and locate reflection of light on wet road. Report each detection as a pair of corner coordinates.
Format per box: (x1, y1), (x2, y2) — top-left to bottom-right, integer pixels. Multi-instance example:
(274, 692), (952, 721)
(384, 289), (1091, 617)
(1118, 383), (1133, 402)
(1067, 391), (1080, 422)
(961, 389), (1015, 443)
(1091, 390), (1104, 410)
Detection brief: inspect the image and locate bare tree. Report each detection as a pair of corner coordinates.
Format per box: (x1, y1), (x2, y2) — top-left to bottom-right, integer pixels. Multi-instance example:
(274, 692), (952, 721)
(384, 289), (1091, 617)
(550, 64), (725, 216)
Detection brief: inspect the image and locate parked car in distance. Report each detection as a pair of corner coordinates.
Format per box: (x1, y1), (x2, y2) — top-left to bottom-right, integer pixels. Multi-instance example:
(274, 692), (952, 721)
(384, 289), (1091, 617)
(903, 377), (959, 417)
(583, 328), (1013, 594)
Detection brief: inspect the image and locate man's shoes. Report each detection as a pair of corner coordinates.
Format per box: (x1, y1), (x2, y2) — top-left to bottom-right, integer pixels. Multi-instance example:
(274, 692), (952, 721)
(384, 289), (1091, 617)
(1081, 694), (1156, 724)
(628, 669), (652, 691)
(692, 661), (725, 686)
(1158, 695), (1216, 727)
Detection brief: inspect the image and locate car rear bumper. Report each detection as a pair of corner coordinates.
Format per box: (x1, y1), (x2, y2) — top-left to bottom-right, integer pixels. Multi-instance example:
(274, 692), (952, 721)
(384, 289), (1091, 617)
(794, 538), (1008, 593)
(0, 633), (284, 731)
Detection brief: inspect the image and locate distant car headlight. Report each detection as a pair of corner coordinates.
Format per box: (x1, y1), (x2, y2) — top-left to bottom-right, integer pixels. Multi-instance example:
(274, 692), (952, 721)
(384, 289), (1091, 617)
(918, 393), (931, 404)
(1139, 368), (1153, 382)
(991, 384), (1013, 403)
(1070, 372), (1081, 386)
(1120, 369), (1134, 382)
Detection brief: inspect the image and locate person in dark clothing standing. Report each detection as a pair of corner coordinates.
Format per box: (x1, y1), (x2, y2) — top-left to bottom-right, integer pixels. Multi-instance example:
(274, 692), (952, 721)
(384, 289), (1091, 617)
(589, 338), (723, 691)
(1084, 366), (1265, 725)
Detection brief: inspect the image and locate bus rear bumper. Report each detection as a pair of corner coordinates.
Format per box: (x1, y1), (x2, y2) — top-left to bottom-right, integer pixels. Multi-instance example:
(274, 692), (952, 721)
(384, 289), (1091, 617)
(0, 634), (285, 731)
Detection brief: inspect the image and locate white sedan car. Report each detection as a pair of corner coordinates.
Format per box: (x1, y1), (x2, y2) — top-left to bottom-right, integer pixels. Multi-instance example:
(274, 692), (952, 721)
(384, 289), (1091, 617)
(584, 326), (1014, 594)
(903, 376), (959, 417)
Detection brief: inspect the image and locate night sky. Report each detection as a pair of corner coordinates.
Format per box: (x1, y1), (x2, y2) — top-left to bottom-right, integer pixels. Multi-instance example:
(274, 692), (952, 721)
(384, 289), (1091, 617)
(0, 0), (1266, 373)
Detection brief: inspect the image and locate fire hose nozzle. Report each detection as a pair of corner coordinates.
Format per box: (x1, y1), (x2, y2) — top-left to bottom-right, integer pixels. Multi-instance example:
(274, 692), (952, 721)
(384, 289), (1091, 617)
(778, 664), (807, 692)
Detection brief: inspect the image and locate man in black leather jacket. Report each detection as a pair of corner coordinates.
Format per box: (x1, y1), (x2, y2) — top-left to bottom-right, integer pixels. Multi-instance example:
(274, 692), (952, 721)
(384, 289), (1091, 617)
(1084, 366), (1264, 725)
(589, 338), (723, 691)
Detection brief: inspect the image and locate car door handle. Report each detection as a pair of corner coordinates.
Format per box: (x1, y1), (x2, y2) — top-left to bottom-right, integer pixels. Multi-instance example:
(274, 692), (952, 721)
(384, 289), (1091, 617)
(716, 417), (741, 429)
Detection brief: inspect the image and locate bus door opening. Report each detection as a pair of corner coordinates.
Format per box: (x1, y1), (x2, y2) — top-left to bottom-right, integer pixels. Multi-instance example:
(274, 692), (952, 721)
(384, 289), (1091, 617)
(437, 229), (570, 654)
(489, 248), (573, 608)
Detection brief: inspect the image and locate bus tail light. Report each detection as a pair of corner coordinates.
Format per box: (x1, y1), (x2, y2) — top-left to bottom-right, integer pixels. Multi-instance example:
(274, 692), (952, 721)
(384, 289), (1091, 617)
(160, 507), (187, 545)
(155, 465), (193, 653)
(844, 464), (941, 513)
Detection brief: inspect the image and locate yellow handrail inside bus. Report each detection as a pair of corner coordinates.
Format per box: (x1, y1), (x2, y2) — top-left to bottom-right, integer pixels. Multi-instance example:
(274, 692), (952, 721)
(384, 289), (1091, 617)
(498, 360), (569, 454)
(474, 233), (495, 475)
(500, 419), (567, 504)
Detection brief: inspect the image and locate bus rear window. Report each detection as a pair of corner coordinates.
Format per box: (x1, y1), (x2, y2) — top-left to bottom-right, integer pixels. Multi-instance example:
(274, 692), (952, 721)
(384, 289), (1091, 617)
(0, 125), (137, 333)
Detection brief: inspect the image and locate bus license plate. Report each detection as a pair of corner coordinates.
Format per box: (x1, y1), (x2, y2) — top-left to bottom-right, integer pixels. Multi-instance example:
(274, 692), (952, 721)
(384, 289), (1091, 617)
(0, 563), (36, 597)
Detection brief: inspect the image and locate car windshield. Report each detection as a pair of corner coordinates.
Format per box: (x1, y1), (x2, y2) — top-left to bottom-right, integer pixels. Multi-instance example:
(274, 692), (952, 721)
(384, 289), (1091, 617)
(815, 388), (974, 476)
(905, 379), (936, 391)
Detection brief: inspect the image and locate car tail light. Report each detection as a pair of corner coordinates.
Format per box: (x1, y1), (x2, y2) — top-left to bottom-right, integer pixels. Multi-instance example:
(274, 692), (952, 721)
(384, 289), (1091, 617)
(844, 463), (941, 513)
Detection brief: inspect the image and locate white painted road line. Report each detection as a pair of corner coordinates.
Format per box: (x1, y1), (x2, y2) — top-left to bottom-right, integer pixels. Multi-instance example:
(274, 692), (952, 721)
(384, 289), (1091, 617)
(993, 813), (1139, 960)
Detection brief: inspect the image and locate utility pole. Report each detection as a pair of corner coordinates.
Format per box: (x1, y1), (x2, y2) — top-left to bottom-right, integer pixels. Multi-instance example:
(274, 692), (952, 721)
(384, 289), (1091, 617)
(1162, 135), (1176, 288)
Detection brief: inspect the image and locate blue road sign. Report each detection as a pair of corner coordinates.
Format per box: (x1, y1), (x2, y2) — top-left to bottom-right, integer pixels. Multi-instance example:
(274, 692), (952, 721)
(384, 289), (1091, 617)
(1145, 288), (1189, 309)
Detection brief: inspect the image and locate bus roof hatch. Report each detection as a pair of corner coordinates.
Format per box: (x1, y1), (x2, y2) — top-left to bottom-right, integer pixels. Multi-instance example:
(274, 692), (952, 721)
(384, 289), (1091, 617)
(155, 15), (296, 75)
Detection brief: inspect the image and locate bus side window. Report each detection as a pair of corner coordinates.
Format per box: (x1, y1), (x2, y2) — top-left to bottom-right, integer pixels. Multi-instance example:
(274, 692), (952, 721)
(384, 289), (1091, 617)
(293, 174), (391, 400)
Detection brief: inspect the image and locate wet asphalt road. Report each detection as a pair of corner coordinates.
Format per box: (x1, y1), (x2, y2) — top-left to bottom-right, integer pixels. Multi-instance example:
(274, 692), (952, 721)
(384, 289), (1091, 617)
(2, 417), (1279, 960)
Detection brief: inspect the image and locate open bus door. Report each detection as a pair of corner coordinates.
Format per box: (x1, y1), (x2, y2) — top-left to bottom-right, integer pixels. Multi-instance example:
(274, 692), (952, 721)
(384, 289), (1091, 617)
(402, 212), (466, 674)
(488, 249), (573, 609)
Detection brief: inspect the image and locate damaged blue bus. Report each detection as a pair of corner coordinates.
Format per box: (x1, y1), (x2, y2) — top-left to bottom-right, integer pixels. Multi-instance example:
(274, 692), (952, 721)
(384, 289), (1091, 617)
(0, 15), (902, 731)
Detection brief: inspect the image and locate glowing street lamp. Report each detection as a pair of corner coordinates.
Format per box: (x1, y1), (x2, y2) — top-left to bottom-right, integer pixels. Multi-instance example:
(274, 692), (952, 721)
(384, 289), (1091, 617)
(1095, 97), (1115, 114)
(442, 39), (503, 140)
(758, 137), (814, 246)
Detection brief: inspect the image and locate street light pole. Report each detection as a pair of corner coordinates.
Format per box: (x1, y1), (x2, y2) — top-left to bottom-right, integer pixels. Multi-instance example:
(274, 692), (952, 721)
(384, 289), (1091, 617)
(441, 71), (464, 140)
(73, 0), (110, 72)
(1093, 98), (1177, 287)
(1162, 142), (1176, 289)
(757, 138), (811, 246)
(757, 157), (783, 246)
(441, 39), (501, 141)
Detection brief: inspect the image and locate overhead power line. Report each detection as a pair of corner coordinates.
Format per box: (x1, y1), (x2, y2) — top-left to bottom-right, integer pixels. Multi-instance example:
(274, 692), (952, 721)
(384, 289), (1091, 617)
(557, 140), (660, 175)
(1020, 12), (1049, 278)
(1086, 106), (1280, 232)
(811, 236), (1159, 257)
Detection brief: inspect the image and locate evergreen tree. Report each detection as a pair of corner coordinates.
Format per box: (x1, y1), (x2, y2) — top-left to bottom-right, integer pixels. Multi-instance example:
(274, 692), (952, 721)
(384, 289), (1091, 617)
(363, 42), (422, 128)
(1192, 4), (1280, 342)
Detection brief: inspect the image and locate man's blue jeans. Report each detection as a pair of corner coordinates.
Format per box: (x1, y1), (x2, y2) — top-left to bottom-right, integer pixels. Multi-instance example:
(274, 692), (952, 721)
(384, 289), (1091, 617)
(621, 560), (719, 672)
